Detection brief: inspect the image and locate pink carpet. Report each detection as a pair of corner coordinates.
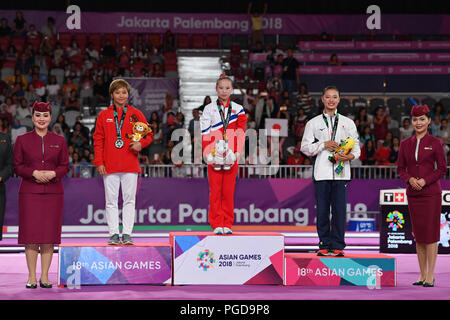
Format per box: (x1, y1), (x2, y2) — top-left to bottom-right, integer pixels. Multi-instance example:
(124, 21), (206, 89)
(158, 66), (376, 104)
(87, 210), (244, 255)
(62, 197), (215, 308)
(0, 252), (449, 300)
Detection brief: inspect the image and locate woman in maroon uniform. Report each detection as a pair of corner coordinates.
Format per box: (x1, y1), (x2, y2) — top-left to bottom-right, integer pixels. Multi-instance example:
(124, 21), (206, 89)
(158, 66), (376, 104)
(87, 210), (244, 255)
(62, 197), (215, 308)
(397, 105), (447, 288)
(13, 101), (69, 289)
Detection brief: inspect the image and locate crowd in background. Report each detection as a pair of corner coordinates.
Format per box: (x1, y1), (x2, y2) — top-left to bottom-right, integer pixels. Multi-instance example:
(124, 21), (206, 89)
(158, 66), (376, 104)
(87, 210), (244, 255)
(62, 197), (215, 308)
(0, 12), (180, 176)
(226, 34), (450, 168)
(229, 73), (450, 168)
(0, 11), (449, 178)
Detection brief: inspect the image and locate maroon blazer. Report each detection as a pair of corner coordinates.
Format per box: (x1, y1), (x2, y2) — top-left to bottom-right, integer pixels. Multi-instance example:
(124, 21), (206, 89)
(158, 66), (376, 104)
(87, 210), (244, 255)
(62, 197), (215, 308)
(13, 130), (70, 194)
(397, 132), (447, 196)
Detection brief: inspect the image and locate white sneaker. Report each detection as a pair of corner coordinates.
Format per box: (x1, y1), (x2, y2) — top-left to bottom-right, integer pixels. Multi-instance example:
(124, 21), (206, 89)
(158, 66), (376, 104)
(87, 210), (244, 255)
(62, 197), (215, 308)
(223, 227), (233, 234)
(213, 227), (224, 235)
(222, 165), (231, 170)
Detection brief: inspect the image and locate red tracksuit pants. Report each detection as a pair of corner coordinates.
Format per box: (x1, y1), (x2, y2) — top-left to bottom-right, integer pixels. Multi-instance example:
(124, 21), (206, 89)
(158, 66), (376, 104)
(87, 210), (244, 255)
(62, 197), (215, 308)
(207, 163), (238, 229)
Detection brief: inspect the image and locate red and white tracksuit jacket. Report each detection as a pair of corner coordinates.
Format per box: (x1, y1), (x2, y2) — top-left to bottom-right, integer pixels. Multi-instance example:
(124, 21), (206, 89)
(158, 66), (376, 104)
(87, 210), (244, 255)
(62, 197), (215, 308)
(200, 100), (247, 229)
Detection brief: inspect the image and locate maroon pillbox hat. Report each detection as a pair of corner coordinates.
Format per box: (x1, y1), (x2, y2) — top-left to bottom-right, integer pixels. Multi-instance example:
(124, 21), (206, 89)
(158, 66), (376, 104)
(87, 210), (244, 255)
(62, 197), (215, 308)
(411, 104), (430, 117)
(32, 101), (52, 112)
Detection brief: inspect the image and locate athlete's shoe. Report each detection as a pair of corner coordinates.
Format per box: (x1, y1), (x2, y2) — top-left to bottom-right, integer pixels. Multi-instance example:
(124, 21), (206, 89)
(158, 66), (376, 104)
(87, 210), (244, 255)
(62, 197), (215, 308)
(108, 234), (121, 245)
(122, 234), (134, 245)
(316, 249), (330, 256)
(223, 227), (233, 234)
(213, 227), (224, 235)
(329, 249), (345, 257)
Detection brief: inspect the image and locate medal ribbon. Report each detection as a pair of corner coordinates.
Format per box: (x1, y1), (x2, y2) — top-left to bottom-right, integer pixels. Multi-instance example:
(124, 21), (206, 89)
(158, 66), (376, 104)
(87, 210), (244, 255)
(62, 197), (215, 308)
(322, 113), (339, 142)
(113, 104), (128, 141)
(216, 98), (232, 140)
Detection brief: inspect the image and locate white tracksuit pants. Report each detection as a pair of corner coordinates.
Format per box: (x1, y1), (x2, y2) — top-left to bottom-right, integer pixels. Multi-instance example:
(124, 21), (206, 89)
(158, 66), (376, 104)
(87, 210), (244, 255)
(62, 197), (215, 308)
(103, 172), (138, 236)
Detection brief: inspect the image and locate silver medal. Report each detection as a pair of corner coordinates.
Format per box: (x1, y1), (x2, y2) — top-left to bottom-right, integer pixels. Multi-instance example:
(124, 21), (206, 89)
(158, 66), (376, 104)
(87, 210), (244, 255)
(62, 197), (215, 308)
(115, 138), (124, 149)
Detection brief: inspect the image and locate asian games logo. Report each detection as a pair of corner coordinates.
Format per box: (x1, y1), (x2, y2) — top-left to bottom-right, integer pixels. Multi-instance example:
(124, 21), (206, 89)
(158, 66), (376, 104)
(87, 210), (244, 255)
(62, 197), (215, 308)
(197, 249), (215, 271)
(386, 210), (405, 231)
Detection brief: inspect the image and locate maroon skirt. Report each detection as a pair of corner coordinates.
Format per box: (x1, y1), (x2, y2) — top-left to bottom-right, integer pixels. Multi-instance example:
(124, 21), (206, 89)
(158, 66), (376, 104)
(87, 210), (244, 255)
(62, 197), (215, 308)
(407, 194), (441, 244)
(18, 193), (64, 244)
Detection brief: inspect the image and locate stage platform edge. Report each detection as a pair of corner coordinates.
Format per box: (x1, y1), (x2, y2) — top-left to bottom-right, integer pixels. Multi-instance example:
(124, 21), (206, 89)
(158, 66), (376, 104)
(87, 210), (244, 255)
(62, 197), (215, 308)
(58, 242), (172, 287)
(284, 253), (396, 287)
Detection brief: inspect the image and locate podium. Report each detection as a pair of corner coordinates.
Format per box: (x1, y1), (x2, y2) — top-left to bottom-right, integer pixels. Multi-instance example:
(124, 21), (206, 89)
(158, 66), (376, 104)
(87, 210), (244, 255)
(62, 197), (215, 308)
(285, 253), (396, 287)
(58, 243), (172, 286)
(171, 232), (284, 285)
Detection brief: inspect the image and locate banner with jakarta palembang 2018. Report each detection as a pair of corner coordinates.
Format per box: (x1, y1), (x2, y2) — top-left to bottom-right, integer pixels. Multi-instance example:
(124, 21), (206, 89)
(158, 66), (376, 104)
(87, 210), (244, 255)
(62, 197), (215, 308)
(6, 178), (450, 229)
(1, 10), (450, 35)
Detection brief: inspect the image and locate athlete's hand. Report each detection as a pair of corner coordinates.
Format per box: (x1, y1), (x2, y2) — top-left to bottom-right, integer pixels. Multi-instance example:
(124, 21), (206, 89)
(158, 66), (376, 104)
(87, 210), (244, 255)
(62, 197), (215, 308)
(129, 141), (142, 152)
(97, 165), (107, 176)
(335, 153), (355, 162)
(324, 141), (339, 151)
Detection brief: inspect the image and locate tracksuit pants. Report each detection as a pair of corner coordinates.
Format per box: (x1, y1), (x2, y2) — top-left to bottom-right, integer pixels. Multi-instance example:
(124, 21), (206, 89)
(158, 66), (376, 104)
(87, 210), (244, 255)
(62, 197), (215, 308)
(103, 172), (138, 236)
(207, 163), (238, 229)
(314, 180), (349, 250)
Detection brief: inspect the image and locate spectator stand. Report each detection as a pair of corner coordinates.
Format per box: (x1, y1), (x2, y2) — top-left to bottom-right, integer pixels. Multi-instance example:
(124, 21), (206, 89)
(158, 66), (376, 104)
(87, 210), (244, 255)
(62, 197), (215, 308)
(0, 11), (449, 175)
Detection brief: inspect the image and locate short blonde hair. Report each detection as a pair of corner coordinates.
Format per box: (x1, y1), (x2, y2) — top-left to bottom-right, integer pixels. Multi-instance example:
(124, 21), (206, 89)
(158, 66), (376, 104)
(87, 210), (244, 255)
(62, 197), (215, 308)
(109, 78), (131, 96)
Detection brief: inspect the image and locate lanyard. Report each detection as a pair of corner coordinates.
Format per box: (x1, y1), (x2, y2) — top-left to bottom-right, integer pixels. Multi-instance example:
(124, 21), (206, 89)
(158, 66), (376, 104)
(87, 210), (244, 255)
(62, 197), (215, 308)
(216, 98), (232, 137)
(322, 113), (339, 141)
(113, 104), (128, 139)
